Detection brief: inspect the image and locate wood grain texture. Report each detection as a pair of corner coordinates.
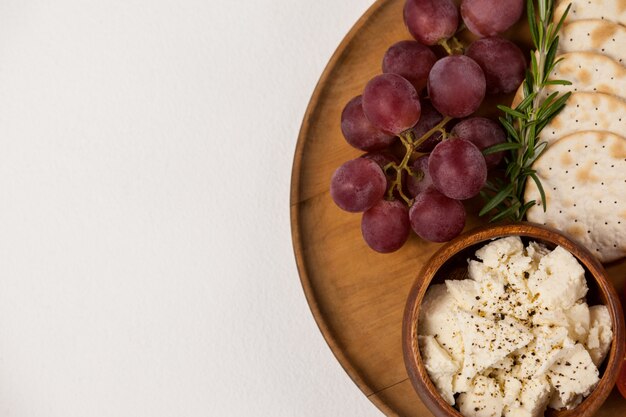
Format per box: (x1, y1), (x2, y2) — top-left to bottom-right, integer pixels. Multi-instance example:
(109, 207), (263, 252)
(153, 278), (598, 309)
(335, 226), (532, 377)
(403, 223), (626, 417)
(290, 0), (626, 415)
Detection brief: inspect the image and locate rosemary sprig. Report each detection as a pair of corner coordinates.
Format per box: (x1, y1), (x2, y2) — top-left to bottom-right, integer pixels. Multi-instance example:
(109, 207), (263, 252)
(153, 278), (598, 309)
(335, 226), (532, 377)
(479, 0), (572, 222)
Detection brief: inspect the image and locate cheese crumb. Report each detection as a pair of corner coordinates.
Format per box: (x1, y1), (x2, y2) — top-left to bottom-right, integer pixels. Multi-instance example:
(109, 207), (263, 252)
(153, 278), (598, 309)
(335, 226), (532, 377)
(586, 305), (613, 366)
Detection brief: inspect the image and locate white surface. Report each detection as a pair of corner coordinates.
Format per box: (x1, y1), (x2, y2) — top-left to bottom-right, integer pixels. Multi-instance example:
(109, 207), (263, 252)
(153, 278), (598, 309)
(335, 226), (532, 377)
(0, 0), (384, 416)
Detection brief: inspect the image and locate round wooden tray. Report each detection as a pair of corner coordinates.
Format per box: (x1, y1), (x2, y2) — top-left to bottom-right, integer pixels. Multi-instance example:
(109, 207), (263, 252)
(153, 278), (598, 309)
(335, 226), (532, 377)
(290, 0), (626, 415)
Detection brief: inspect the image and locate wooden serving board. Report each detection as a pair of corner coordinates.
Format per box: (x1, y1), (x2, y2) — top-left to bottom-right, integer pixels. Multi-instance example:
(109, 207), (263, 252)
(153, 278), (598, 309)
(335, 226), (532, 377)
(290, 0), (626, 415)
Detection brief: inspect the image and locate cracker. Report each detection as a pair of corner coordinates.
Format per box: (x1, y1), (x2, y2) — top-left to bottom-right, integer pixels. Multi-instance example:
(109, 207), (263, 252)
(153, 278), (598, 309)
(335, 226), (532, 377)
(525, 131), (626, 263)
(539, 92), (626, 146)
(547, 52), (626, 98)
(559, 19), (626, 66)
(512, 52), (626, 106)
(555, 0), (626, 27)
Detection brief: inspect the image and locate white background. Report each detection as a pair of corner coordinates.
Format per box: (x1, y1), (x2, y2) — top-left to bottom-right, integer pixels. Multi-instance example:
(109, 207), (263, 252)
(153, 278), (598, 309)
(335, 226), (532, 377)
(0, 0), (385, 416)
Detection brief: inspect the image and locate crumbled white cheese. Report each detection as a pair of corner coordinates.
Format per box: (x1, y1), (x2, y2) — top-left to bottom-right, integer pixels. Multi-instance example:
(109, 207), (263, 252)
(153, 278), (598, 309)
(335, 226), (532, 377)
(525, 242), (550, 271)
(586, 305), (613, 366)
(419, 284), (464, 363)
(418, 335), (459, 405)
(418, 238), (612, 417)
(458, 376), (504, 417)
(548, 392), (582, 411)
(502, 376), (522, 408)
(475, 236), (525, 269)
(565, 302), (590, 343)
(548, 344), (599, 407)
(455, 310), (532, 392)
(527, 246), (588, 310)
(446, 279), (481, 312)
(515, 326), (574, 379)
(504, 376), (552, 417)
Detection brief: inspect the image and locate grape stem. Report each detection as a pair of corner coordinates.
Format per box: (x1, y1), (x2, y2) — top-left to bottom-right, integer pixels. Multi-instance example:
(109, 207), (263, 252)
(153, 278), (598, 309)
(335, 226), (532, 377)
(386, 116), (453, 205)
(439, 37), (465, 55)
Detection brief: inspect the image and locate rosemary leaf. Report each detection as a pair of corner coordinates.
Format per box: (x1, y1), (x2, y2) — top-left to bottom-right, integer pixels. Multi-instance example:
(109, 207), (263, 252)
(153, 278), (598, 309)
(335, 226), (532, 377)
(519, 200), (538, 219)
(498, 117), (520, 141)
(515, 92), (538, 112)
(544, 36), (559, 77)
(528, 0), (539, 45)
(544, 79), (572, 86)
(540, 92), (571, 121)
(483, 142), (523, 155)
(554, 3), (572, 34)
(546, 57), (567, 75)
(527, 123), (537, 155)
(530, 51), (539, 77)
(497, 105), (527, 119)
(540, 91), (561, 109)
(529, 172), (547, 212)
(480, 183), (515, 216)
(525, 141), (548, 167)
(491, 201), (522, 222)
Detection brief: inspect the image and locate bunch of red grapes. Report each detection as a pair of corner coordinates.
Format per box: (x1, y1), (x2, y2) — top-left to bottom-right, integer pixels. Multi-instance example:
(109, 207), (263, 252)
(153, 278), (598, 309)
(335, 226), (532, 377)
(331, 0), (527, 253)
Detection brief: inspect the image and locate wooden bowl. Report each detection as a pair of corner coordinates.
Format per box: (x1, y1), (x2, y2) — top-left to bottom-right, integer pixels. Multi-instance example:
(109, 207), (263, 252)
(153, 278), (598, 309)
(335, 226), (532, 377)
(402, 223), (626, 417)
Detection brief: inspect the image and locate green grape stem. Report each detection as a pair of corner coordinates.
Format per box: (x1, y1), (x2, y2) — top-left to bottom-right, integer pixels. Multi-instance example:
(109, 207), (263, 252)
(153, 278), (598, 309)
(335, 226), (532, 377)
(438, 36), (465, 55)
(385, 116), (453, 204)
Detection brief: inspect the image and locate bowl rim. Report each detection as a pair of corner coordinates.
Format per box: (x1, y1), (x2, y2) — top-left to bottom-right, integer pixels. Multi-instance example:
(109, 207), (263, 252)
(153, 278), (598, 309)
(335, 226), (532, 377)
(402, 222), (626, 417)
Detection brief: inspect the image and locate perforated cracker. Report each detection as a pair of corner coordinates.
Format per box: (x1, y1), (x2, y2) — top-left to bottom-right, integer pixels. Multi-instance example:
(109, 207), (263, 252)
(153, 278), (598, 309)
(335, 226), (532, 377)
(539, 92), (626, 146)
(512, 52), (626, 106)
(525, 131), (626, 263)
(555, 0), (626, 27)
(559, 19), (626, 65)
(547, 52), (626, 98)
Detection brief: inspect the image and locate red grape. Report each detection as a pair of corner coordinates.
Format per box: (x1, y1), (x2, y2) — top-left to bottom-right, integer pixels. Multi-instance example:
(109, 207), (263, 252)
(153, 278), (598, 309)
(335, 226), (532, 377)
(428, 56), (486, 118)
(361, 200), (411, 253)
(408, 100), (445, 152)
(465, 37), (526, 95)
(330, 158), (386, 213)
(429, 138), (487, 200)
(362, 151), (401, 192)
(341, 96), (396, 151)
(363, 73), (422, 135)
(461, 0), (524, 37)
(407, 155), (433, 197)
(409, 188), (466, 242)
(451, 117), (506, 168)
(382, 40), (437, 93)
(403, 0), (459, 46)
